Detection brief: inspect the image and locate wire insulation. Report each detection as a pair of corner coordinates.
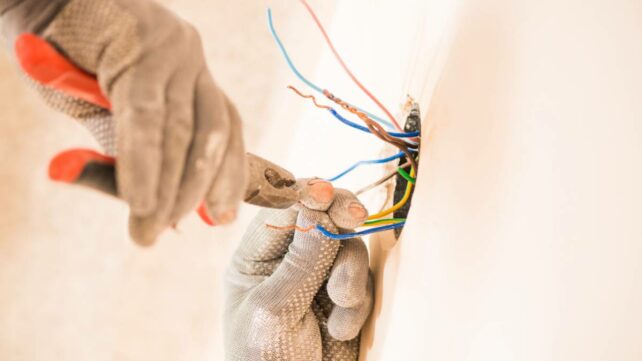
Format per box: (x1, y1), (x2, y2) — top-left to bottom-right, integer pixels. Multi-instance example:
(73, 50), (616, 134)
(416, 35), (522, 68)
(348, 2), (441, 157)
(286, 86), (420, 138)
(363, 218), (406, 226)
(298, 0), (404, 132)
(327, 152), (405, 182)
(316, 222), (405, 240)
(397, 167), (416, 184)
(328, 109), (420, 138)
(367, 166), (416, 220)
(267, 8), (395, 129)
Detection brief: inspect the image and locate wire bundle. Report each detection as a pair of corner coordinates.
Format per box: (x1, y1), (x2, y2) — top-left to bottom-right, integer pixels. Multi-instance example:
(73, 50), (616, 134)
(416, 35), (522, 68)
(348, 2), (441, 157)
(267, 1), (421, 239)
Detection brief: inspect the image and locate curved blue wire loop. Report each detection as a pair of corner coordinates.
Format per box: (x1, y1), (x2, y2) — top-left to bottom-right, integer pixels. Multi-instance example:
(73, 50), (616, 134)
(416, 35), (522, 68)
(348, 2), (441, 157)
(327, 152), (405, 182)
(316, 223), (406, 240)
(328, 109), (420, 138)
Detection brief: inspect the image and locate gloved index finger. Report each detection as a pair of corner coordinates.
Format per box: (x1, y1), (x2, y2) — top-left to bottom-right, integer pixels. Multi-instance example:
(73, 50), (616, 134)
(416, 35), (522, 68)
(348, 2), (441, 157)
(231, 179), (335, 276)
(233, 207), (299, 271)
(247, 207), (341, 327)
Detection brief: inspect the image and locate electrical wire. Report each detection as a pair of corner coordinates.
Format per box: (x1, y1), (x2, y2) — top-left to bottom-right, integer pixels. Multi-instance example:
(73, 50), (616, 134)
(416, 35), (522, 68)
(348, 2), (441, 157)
(397, 167), (416, 184)
(328, 109), (420, 139)
(267, 8), (395, 130)
(327, 152), (405, 182)
(265, 224), (316, 233)
(265, 221), (406, 239)
(367, 166), (416, 220)
(287, 86), (420, 138)
(298, 0), (405, 133)
(354, 160), (411, 196)
(316, 222), (405, 240)
(363, 218), (406, 226)
(323, 90), (419, 171)
(270, 5), (421, 233)
(287, 86), (331, 110)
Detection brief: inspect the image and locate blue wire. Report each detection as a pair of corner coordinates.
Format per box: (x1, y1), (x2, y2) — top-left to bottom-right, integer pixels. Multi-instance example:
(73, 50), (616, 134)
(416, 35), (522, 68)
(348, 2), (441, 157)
(267, 8), (396, 130)
(267, 8), (322, 94)
(316, 223), (406, 240)
(327, 152), (405, 182)
(328, 109), (420, 138)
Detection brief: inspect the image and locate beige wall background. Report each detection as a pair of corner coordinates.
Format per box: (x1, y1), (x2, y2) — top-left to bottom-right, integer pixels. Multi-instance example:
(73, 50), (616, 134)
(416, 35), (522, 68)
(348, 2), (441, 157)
(3, 0), (642, 360)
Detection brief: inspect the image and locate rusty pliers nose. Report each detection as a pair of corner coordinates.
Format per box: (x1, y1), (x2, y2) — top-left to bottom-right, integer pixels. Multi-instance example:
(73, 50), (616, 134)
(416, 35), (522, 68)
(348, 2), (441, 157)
(244, 153), (300, 209)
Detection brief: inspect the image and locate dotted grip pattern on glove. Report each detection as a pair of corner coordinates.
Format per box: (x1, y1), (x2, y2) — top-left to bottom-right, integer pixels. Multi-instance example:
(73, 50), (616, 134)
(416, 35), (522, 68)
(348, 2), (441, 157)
(224, 183), (373, 361)
(3, 0), (137, 156)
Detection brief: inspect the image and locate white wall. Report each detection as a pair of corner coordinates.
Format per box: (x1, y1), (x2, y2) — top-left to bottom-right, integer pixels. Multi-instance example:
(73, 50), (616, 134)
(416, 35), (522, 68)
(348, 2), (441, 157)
(2, 0), (642, 360)
(350, 0), (642, 360)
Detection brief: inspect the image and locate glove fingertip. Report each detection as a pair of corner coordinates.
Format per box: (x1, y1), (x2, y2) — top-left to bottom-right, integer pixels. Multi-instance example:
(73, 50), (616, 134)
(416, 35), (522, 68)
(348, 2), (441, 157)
(128, 215), (161, 247)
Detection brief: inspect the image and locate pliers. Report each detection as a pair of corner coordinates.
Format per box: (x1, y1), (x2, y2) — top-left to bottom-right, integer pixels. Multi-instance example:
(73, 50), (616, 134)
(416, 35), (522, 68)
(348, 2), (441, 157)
(15, 33), (300, 225)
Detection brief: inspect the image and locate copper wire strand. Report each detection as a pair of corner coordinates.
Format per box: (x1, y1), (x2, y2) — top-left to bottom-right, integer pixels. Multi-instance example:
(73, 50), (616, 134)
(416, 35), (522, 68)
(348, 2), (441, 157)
(324, 90), (419, 172)
(265, 224), (316, 233)
(298, 0), (408, 133)
(287, 85), (331, 110)
(355, 160), (411, 195)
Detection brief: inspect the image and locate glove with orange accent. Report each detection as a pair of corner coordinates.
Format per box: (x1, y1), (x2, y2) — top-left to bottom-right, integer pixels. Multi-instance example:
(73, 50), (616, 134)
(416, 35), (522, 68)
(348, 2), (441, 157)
(1, 0), (254, 246)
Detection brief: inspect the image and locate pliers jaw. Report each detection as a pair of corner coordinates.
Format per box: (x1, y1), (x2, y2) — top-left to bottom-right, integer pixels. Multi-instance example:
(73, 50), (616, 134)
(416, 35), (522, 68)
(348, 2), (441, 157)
(244, 153), (299, 209)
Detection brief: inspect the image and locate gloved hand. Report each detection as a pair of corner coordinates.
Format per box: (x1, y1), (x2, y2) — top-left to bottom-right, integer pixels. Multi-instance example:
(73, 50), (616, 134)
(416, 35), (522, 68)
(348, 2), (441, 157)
(1, 0), (247, 245)
(225, 179), (374, 361)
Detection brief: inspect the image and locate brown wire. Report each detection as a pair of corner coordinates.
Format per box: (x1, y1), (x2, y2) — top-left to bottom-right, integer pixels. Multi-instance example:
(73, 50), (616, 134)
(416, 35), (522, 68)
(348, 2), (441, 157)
(323, 90), (419, 172)
(265, 224), (316, 233)
(287, 86), (332, 110)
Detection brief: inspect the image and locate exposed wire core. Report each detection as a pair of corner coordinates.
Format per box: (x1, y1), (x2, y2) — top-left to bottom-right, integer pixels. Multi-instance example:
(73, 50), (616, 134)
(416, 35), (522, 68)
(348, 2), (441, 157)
(265, 224), (316, 233)
(325, 90), (419, 173)
(298, 0), (405, 133)
(268, 4), (422, 240)
(267, 8), (395, 129)
(286, 85), (420, 139)
(287, 85), (331, 110)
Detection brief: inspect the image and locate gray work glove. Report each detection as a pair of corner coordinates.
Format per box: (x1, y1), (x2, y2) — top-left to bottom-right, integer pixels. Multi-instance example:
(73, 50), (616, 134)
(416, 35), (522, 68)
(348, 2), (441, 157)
(1, 0), (247, 245)
(225, 179), (374, 361)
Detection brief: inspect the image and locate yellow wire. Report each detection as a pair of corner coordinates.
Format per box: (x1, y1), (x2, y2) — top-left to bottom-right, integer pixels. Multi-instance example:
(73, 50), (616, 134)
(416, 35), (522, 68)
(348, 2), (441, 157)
(362, 219), (405, 227)
(367, 166), (416, 220)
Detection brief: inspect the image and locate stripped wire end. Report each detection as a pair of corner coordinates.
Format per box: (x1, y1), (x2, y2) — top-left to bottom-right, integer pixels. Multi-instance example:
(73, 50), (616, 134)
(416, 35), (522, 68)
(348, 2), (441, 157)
(265, 222), (407, 240)
(287, 85), (331, 110)
(265, 224), (316, 233)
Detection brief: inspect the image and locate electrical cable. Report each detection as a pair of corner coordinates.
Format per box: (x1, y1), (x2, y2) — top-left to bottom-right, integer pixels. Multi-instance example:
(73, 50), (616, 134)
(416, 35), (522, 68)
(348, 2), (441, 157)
(287, 85), (331, 110)
(265, 224), (316, 232)
(267, 8), (395, 130)
(323, 89), (420, 172)
(298, 0), (406, 133)
(316, 222), (405, 240)
(363, 218), (406, 226)
(397, 167), (416, 184)
(328, 109), (420, 139)
(354, 160), (411, 196)
(327, 152), (405, 182)
(286, 86), (420, 138)
(367, 166), (416, 220)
